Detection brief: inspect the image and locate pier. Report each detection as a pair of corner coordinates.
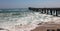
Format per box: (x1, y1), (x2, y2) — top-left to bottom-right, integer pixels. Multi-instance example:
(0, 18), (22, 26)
(29, 7), (60, 16)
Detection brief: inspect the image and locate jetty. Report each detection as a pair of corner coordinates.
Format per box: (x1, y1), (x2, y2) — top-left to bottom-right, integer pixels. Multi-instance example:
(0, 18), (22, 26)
(28, 7), (60, 16)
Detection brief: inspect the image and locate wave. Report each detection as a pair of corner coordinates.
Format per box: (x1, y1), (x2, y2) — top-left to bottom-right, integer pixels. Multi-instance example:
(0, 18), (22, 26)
(0, 8), (56, 31)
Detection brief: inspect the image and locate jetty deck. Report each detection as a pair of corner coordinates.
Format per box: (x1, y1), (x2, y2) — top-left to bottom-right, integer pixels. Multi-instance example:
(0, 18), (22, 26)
(29, 7), (60, 16)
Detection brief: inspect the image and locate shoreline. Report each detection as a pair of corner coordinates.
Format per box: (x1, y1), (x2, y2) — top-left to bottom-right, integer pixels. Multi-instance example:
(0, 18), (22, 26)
(0, 13), (60, 31)
(31, 19), (60, 31)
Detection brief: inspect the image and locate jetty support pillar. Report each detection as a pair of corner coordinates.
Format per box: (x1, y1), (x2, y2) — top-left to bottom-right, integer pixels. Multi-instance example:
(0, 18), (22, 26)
(41, 9), (43, 13)
(50, 10), (53, 15)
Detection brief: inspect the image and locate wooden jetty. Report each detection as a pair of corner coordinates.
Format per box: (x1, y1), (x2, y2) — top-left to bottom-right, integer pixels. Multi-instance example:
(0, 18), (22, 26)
(28, 7), (60, 16)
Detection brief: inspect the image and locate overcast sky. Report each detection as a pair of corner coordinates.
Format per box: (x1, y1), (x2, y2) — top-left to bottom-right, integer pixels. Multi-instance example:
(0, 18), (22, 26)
(0, 0), (60, 8)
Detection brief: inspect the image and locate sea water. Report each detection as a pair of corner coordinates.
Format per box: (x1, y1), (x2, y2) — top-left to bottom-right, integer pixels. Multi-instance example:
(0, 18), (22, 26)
(0, 8), (59, 31)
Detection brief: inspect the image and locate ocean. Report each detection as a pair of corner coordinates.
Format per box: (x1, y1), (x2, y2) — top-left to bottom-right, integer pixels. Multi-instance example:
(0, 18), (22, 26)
(0, 8), (59, 31)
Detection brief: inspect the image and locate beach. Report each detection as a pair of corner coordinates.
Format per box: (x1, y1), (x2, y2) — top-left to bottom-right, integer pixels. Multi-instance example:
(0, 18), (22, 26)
(31, 17), (60, 31)
(0, 8), (60, 31)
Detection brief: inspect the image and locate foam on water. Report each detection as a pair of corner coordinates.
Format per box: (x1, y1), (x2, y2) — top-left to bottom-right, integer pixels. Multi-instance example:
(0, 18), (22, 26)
(0, 9), (59, 31)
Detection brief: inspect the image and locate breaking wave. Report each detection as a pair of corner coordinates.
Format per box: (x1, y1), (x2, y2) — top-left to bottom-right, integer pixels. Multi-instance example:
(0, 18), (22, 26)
(0, 8), (57, 31)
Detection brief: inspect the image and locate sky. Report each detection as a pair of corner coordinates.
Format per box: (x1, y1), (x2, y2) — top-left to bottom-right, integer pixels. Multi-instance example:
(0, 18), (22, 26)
(0, 0), (60, 8)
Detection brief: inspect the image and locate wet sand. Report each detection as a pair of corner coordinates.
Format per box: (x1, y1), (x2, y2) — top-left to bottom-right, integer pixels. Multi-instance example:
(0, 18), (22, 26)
(31, 19), (60, 31)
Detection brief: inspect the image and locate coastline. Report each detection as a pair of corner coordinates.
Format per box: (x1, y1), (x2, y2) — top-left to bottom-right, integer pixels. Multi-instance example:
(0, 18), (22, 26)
(0, 13), (60, 31)
(31, 18), (60, 31)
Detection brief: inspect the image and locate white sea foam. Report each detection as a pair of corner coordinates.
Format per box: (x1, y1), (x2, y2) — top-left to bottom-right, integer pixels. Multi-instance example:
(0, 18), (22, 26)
(0, 12), (59, 31)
